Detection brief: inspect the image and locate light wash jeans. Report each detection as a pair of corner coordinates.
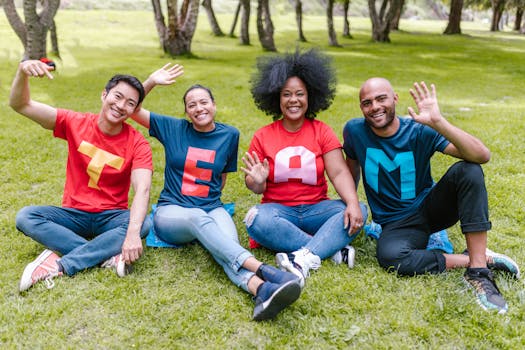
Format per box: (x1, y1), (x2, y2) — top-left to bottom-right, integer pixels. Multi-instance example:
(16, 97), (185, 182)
(16, 205), (150, 276)
(244, 200), (368, 259)
(154, 204), (254, 293)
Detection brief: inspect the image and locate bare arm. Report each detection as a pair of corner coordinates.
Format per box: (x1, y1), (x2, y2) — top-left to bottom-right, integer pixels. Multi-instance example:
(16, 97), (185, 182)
(408, 82), (490, 164)
(9, 60), (57, 130)
(345, 157), (361, 188)
(324, 149), (364, 234)
(121, 168), (152, 264)
(131, 63), (184, 129)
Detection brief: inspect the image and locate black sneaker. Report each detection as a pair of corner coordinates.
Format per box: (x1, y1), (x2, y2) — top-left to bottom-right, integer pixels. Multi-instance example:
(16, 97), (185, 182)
(256, 264), (300, 284)
(464, 267), (508, 314)
(462, 248), (520, 279)
(252, 280), (301, 321)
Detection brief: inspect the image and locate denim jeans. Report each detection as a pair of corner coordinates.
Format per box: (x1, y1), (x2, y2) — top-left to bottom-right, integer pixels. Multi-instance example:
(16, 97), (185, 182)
(377, 161), (491, 276)
(154, 204), (254, 293)
(16, 205), (150, 276)
(244, 200), (368, 259)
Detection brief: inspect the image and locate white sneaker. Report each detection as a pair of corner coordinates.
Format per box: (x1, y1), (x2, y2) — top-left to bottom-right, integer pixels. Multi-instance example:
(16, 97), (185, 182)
(101, 254), (130, 277)
(331, 245), (356, 268)
(276, 249), (321, 288)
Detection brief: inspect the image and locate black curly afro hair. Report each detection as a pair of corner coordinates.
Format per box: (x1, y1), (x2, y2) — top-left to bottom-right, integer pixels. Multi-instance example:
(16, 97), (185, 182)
(250, 48), (337, 120)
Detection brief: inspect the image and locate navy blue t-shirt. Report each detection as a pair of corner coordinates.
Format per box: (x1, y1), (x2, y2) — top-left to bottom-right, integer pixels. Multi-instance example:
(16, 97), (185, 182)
(149, 112), (239, 211)
(343, 117), (449, 224)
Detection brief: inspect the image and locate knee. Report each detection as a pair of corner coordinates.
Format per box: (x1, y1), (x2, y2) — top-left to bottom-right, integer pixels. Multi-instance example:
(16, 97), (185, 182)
(451, 161), (485, 185)
(15, 206), (38, 232)
(376, 242), (411, 274)
(243, 206), (259, 229)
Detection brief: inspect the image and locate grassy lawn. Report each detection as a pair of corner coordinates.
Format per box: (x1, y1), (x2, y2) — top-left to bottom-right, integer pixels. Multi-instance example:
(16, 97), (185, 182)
(0, 10), (524, 349)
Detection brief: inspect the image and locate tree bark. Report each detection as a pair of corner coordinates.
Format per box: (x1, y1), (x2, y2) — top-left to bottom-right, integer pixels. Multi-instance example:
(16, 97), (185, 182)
(256, 0), (276, 51)
(49, 20), (60, 58)
(295, 0), (307, 42)
(229, 1), (241, 37)
(326, 0), (340, 46)
(151, 0), (200, 56)
(390, 0), (405, 30)
(239, 0), (250, 45)
(342, 0), (353, 38)
(368, 0), (402, 42)
(490, 0), (506, 31)
(443, 0), (463, 34)
(4, 0), (60, 60)
(514, 7), (523, 31)
(201, 0), (224, 36)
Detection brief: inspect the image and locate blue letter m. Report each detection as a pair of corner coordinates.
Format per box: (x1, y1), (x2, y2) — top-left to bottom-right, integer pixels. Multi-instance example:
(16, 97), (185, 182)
(365, 149), (415, 199)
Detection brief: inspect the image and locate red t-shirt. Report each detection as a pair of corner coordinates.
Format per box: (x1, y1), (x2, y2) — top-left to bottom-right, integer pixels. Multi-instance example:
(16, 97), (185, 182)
(53, 109), (153, 212)
(248, 119), (342, 206)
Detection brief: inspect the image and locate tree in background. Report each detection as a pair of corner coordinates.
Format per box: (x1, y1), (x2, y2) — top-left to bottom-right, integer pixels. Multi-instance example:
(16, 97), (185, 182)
(368, 0), (404, 42)
(256, 0), (276, 51)
(341, 0), (353, 38)
(490, 0), (507, 31)
(202, 0), (224, 36)
(326, 0), (341, 46)
(390, 0), (405, 30)
(295, 0), (307, 42)
(151, 0), (200, 56)
(4, 0), (61, 60)
(443, 0), (464, 34)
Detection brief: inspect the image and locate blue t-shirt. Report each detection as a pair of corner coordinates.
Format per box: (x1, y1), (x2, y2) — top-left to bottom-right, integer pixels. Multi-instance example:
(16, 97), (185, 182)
(343, 117), (449, 224)
(149, 112), (239, 211)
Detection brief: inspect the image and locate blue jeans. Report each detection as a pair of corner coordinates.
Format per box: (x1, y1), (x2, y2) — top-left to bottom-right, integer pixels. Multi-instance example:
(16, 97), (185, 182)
(153, 205), (254, 293)
(244, 200), (368, 259)
(16, 205), (150, 276)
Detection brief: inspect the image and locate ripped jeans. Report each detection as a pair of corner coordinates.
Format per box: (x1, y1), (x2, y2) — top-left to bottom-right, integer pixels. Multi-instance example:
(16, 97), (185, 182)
(244, 200), (368, 259)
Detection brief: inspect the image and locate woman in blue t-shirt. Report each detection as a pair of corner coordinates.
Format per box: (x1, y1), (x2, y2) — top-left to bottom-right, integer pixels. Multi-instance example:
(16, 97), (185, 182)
(131, 64), (301, 321)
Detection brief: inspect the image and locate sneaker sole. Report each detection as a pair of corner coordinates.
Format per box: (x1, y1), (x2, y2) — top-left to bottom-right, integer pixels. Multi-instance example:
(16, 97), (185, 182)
(19, 249), (54, 292)
(486, 249), (520, 279)
(252, 280), (302, 321)
(275, 253), (305, 289)
(463, 276), (508, 314)
(345, 246), (356, 269)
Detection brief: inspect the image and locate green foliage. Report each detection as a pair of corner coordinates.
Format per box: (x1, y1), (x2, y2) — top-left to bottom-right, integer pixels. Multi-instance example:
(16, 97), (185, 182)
(1, 11), (524, 349)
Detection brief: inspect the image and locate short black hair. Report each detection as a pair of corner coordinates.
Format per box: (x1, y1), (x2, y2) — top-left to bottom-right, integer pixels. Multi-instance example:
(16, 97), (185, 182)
(182, 84), (215, 107)
(105, 75), (145, 106)
(250, 48), (337, 120)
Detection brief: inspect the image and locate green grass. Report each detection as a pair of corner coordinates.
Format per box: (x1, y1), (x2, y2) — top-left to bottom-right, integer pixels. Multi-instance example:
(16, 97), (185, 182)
(1, 10), (524, 349)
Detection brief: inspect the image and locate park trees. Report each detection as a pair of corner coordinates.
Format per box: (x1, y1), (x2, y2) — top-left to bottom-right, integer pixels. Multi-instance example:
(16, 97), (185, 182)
(202, 0), (224, 36)
(256, 0), (276, 51)
(368, 0), (404, 42)
(3, 0), (60, 60)
(443, 0), (464, 34)
(151, 0), (200, 56)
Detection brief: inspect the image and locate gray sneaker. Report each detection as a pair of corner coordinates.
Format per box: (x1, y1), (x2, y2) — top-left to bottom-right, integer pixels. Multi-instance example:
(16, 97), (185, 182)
(464, 267), (508, 314)
(101, 254), (130, 277)
(276, 248), (321, 288)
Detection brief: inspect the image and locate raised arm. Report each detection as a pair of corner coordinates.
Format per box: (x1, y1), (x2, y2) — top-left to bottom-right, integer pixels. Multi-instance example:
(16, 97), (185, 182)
(9, 60), (57, 130)
(132, 63), (184, 129)
(120, 168), (152, 264)
(324, 149), (364, 235)
(407, 82), (490, 164)
(241, 151), (269, 194)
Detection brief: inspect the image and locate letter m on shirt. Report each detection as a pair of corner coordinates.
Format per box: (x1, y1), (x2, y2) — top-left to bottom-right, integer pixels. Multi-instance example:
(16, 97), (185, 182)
(364, 148), (415, 199)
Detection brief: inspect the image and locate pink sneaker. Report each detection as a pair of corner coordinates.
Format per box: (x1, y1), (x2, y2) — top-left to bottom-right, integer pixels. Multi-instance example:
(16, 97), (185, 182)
(101, 254), (130, 277)
(19, 249), (62, 292)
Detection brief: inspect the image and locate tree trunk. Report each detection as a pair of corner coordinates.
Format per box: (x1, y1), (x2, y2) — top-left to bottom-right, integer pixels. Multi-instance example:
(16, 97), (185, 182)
(239, 0), (250, 45)
(443, 0), (463, 34)
(368, 0), (402, 42)
(342, 0), (353, 38)
(256, 0), (276, 51)
(229, 1), (241, 37)
(201, 0), (224, 36)
(490, 0), (506, 31)
(326, 0), (340, 46)
(295, 0), (307, 42)
(151, 0), (200, 56)
(4, 0), (60, 60)
(49, 20), (60, 58)
(514, 7), (523, 31)
(390, 0), (405, 30)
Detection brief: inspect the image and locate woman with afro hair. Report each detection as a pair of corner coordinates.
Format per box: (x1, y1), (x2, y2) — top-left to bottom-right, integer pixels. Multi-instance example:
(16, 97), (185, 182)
(242, 49), (368, 288)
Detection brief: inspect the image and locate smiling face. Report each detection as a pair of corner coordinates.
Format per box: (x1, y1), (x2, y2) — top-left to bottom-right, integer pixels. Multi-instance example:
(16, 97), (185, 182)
(280, 76), (308, 131)
(184, 88), (216, 132)
(359, 78), (399, 137)
(99, 81), (140, 133)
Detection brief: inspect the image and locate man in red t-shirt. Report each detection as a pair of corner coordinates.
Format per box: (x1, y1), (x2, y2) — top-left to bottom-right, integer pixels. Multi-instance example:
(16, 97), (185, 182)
(9, 60), (153, 292)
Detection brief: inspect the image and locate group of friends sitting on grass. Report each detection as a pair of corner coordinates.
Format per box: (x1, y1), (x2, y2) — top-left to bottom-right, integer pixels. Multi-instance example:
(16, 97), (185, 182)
(9, 49), (519, 320)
